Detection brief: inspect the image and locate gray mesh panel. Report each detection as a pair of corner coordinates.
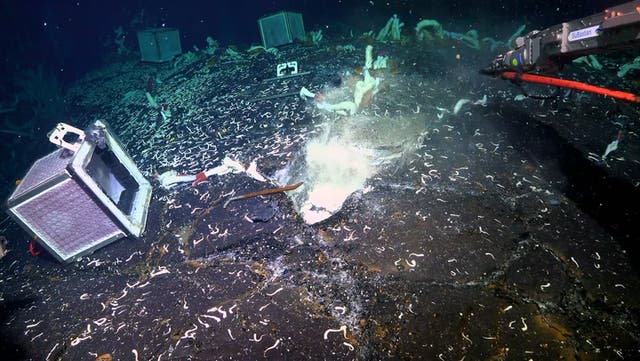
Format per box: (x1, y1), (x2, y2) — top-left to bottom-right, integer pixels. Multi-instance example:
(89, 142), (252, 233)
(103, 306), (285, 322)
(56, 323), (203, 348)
(14, 178), (121, 259)
(10, 149), (71, 201)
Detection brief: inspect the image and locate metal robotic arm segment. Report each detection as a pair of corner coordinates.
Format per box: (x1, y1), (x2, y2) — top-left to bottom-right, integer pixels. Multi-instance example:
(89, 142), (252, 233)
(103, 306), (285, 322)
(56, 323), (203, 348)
(482, 1), (640, 75)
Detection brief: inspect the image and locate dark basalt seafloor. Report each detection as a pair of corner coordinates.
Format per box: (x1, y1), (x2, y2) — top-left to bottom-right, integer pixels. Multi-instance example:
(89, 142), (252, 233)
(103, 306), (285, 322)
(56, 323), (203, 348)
(1, 39), (639, 360)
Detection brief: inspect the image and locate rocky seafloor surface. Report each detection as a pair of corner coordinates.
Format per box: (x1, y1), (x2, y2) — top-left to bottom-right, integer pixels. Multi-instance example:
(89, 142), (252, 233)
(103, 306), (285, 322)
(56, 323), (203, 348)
(1, 38), (639, 360)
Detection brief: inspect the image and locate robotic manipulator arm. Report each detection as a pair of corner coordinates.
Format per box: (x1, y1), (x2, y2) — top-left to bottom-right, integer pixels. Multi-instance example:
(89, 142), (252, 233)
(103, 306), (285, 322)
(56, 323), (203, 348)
(481, 0), (640, 75)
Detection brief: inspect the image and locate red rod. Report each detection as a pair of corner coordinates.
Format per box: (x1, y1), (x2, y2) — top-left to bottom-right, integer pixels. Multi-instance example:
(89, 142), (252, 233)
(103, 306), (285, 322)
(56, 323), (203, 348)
(501, 71), (640, 103)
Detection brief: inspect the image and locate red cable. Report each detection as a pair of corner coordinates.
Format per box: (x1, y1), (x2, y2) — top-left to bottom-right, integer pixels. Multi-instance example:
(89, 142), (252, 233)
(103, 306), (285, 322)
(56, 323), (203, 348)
(501, 71), (640, 103)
